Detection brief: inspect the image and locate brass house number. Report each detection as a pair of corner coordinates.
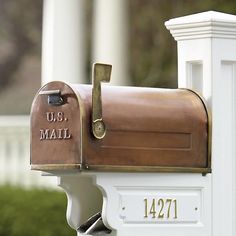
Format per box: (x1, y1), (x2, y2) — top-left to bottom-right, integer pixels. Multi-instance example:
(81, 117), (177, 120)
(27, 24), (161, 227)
(144, 198), (178, 219)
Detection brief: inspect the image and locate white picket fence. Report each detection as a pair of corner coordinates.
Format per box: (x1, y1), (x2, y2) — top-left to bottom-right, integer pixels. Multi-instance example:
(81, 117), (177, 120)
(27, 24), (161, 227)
(0, 115), (58, 189)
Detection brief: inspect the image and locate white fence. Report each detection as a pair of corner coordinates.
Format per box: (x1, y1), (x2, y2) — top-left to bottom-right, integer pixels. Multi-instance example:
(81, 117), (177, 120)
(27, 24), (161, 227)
(0, 115), (58, 189)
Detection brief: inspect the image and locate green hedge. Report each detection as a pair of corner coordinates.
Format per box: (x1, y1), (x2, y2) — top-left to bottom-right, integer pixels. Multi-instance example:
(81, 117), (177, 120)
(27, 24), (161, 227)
(0, 186), (75, 236)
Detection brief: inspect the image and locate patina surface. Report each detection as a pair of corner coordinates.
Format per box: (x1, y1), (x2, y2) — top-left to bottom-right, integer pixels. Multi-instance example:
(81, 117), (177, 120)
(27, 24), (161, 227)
(31, 81), (210, 173)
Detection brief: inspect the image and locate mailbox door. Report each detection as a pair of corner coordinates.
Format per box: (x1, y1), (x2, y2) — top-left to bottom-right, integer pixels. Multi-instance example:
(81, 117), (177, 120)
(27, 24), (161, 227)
(31, 81), (82, 170)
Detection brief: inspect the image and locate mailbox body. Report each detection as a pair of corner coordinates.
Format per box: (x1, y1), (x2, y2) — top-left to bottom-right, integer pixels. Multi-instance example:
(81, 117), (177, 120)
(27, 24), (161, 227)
(31, 81), (210, 173)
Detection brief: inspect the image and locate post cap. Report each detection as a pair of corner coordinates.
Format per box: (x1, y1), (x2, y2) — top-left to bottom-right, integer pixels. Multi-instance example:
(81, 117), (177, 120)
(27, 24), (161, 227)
(165, 11), (236, 41)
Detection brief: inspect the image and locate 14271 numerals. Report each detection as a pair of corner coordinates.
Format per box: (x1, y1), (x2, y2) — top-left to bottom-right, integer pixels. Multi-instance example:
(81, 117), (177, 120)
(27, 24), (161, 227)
(144, 198), (178, 219)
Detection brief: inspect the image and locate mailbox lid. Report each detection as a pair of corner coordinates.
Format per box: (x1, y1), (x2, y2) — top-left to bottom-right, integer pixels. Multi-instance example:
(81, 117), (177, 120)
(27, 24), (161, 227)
(74, 85), (210, 173)
(30, 81), (82, 170)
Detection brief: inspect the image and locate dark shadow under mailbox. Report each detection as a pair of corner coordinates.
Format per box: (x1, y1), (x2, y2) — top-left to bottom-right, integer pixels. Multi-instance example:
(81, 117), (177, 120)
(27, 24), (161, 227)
(31, 65), (211, 174)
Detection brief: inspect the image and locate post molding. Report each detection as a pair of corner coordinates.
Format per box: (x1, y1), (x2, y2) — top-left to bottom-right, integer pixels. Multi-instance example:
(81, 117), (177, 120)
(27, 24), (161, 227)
(165, 11), (236, 40)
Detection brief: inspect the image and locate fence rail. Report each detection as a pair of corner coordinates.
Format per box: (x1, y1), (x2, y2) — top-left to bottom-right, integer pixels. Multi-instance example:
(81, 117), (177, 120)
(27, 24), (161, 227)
(0, 115), (58, 189)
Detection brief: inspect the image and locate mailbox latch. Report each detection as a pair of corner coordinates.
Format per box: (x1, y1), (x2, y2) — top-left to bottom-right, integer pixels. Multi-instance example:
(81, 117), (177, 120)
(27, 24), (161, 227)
(92, 63), (112, 139)
(39, 89), (63, 106)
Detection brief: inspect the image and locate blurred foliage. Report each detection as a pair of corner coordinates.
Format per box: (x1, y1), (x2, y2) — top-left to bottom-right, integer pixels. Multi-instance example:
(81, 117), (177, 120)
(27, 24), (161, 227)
(1, 0), (236, 113)
(129, 0), (236, 88)
(0, 0), (42, 114)
(0, 185), (75, 236)
(0, 0), (42, 89)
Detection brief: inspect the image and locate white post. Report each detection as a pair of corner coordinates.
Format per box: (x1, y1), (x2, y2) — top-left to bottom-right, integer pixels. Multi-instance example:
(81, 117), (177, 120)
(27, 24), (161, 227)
(92, 0), (129, 85)
(56, 171), (211, 236)
(41, 0), (86, 85)
(166, 11), (236, 236)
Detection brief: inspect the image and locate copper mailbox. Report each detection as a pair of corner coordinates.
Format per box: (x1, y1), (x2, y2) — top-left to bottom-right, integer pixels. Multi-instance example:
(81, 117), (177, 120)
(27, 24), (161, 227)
(30, 64), (211, 174)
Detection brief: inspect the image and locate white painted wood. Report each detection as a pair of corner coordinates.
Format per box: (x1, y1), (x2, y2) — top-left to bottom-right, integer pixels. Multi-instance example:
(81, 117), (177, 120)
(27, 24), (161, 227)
(0, 115), (58, 189)
(44, 171), (211, 236)
(92, 0), (129, 86)
(57, 174), (103, 230)
(166, 10), (236, 236)
(41, 0), (86, 85)
(95, 173), (211, 236)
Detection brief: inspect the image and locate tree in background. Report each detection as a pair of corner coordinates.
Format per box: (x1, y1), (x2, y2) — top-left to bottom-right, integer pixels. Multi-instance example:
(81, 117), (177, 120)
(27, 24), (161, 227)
(129, 0), (236, 88)
(0, 0), (42, 89)
(0, 0), (42, 114)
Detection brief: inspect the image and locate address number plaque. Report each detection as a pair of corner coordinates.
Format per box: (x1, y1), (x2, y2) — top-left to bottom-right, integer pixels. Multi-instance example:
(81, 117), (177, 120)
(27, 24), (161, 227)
(118, 189), (201, 224)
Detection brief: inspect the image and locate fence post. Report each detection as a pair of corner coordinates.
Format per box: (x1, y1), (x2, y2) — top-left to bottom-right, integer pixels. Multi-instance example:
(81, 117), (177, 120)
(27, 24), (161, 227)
(166, 10), (236, 236)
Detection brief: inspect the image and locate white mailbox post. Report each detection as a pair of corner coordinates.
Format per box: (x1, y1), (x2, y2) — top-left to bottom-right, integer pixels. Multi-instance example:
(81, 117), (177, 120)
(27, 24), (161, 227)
(36, 11), (236, 236)
(166, 11), (236, 236)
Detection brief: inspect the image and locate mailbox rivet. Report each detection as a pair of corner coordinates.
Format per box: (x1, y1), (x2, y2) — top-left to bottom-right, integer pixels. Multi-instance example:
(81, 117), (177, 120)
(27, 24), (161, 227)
(195, 207), (198, 211)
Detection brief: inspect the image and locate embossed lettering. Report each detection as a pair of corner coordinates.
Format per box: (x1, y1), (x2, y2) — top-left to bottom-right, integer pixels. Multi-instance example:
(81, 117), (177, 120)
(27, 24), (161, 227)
(50, 129), (57, 139)
(46, 112), (54, 122)
(58, 129), (63, 139)
(64, 128), (71, 139)
(40, 128), (72, 140)
(57, 112), (64, 122)
(144, 198), (178, 219)
(40, 129), (50, 140)
(46, 112), (67, 122)
(41, 111), (71, 141)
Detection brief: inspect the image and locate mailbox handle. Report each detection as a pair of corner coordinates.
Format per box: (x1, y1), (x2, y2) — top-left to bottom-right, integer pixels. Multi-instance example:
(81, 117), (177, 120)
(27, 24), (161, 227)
(92, 63), (112, 139)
